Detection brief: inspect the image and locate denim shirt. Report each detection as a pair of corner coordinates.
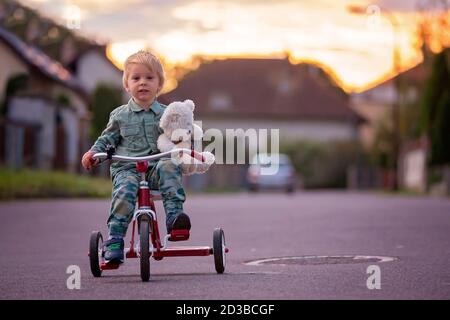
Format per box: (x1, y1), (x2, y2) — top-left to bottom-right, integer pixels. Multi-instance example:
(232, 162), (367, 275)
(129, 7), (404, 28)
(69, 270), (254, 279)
(90, 98), (166, 176)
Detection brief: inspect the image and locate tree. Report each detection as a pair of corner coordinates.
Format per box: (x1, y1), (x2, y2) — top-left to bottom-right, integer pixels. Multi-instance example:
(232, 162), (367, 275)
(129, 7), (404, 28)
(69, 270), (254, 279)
(371, 114), (394, 169)
(419, 50), (450, 137)
(416, 0), (450, 56)
(419, 48), (450, 165)
(430, 90), (450, 164)
(90, 84), (123, 141)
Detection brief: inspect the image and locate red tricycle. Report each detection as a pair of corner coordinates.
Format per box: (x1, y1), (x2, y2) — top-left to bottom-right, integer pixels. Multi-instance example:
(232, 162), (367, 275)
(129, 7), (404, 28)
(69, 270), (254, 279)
(88, 147), (228, 282)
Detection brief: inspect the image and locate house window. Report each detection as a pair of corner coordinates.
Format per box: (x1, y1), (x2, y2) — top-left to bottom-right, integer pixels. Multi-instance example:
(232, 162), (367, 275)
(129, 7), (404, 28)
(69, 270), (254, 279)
(209, 92), (232, 110)
(277, 78), (292, 95)
(13, 8), (25, 22)
(405, 88), (418, 104)
(0, 3), (6, 20)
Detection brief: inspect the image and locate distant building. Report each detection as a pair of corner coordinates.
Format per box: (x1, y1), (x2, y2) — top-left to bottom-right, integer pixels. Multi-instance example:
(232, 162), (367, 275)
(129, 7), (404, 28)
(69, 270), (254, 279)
(350, 64), (426, 149)
(160, 58), (363, 143)
(0, 0), (127, 174)
(160, 58), (364, 190)
(349, 63), (430, 191)
(0, 0), (126, 99)
(66, 45), (126, 99)
(0, 26), (90, 172)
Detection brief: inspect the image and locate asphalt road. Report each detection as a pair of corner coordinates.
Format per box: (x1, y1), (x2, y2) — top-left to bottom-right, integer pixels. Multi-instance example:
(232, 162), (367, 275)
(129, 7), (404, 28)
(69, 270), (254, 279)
(1, 191), (450, 300)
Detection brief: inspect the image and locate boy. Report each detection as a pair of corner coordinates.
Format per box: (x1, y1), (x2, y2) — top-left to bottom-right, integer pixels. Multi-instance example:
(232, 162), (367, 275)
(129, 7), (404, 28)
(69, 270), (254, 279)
(81, 50), (190, 264)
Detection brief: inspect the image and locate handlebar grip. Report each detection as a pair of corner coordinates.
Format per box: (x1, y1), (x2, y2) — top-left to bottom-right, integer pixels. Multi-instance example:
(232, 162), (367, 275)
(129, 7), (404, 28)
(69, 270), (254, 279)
(106, 145), (116, 160)
(190, 150), (205, 162)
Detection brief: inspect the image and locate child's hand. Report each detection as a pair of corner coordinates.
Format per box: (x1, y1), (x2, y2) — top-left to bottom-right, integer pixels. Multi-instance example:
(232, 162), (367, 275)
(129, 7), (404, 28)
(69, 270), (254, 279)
(81, 151), (98, 170)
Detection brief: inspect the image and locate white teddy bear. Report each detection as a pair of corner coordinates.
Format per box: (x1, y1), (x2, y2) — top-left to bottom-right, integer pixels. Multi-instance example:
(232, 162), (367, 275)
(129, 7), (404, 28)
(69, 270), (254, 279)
(157, 99), (215, 175)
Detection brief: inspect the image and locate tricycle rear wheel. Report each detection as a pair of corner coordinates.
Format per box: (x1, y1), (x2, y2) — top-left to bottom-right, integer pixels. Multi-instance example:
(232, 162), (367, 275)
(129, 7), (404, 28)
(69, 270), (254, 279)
(213, 228), (226, 274)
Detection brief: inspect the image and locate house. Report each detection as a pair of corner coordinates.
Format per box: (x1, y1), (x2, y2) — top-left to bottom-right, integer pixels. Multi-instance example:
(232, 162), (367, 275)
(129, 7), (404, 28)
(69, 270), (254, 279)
(0, 1), (126, 174)
(0, 26), (90, 172)
(65, 44), (125, 98)
(159, 58), (364, 189)
(350, 63), (426, 149)
(160, 58), (363, 143)
(349, 63), (430, 191)
(1, 0), (126, 100)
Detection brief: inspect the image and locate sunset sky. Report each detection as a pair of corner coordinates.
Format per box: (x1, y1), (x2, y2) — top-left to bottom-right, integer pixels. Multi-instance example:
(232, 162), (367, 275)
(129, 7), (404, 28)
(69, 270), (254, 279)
(18, 0), (445, 92)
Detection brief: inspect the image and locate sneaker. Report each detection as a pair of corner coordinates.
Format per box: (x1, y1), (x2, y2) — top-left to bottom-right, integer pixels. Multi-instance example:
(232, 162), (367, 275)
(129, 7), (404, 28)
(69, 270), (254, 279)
(167, 212), (191, 234)
(103, 238), (124, 263)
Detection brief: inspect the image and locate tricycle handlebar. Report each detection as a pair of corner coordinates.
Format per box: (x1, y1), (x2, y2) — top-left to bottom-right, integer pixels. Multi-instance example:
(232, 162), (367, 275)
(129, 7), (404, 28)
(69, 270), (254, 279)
(93, 148), (205, 163)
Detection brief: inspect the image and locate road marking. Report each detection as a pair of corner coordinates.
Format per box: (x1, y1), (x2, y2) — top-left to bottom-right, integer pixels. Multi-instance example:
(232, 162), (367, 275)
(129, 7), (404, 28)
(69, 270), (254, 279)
(233, 271), (281, 275)
(244, 255), (398, 266)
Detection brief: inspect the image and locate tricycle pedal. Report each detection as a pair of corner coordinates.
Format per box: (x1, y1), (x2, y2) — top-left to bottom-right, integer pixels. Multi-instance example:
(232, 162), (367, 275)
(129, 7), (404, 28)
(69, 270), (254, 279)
(169, 229), (190, 241)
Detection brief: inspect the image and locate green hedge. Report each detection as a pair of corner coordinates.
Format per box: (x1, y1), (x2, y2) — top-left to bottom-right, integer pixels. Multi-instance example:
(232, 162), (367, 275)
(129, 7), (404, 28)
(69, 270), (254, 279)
(0, 168), (112, 200)
(280, 140), (366, 189)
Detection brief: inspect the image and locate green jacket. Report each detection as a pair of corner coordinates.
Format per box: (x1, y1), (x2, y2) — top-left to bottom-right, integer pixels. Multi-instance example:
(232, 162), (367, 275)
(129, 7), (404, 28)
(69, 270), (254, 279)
(90, 98), (166, 176)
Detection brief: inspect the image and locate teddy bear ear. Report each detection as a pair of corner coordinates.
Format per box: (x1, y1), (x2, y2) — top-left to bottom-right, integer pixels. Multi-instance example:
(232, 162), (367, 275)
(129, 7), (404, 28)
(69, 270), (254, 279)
(184, 99), (195, 111)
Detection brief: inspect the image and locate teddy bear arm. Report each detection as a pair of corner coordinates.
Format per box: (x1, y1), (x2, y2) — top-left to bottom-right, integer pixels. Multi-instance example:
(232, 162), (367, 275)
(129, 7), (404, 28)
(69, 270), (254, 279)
(157, 135), (175, 152)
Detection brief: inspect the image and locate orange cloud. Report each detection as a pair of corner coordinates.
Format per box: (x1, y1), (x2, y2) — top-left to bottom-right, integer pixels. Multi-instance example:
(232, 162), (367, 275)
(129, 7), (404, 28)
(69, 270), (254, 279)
(22, 0), (435, 92)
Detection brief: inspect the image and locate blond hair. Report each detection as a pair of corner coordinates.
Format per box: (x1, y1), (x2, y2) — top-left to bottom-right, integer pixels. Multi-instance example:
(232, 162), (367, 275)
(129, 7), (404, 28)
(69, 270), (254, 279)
(122, 50), (165, 91)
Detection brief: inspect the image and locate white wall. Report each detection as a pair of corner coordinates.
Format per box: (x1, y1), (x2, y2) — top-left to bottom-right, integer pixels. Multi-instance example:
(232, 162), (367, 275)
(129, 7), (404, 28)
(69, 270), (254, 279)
(7, 96), (81, 172)
(200, 118), (358, 142)
(77, 50), (124, 96)
(349, 100), (391, 148)
(7, 97), (55, 169)
(60, 107), (79, 172)
(403, 148), (426, 192)
(352, 82), (396, 105)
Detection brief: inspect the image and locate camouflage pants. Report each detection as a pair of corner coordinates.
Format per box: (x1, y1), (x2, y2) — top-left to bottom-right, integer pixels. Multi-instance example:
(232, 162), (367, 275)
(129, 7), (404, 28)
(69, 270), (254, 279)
(108, 158), (185, 237)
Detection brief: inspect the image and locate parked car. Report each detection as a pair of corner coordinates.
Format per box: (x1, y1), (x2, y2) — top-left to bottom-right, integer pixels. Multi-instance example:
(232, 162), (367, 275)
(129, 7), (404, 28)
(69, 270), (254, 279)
(246, 153), (297, 193)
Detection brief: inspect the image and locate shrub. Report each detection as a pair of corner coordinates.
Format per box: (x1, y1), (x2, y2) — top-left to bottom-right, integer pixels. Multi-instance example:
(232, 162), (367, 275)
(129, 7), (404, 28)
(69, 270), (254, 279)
(0, 168), (112, 200)
(280, 140), (366, 188)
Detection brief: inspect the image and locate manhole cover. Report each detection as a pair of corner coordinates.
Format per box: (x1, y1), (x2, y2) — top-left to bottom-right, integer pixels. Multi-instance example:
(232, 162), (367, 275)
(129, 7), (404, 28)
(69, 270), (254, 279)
(245, 255), (397, 266)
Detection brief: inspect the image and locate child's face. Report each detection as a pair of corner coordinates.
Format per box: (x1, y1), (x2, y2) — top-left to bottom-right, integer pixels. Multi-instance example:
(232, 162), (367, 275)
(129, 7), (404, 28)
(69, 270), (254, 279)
(124, 63), (162, 108)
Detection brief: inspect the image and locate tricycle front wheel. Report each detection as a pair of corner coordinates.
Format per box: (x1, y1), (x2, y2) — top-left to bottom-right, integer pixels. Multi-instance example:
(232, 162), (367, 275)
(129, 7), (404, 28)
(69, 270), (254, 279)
(139, 218), (151, 282)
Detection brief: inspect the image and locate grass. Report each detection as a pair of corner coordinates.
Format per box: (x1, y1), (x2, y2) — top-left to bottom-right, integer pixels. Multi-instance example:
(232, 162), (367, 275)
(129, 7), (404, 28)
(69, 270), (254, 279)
(375, 188), (447, 198)
(0, 168), (244, 200)
(201, 186), (244, 193)
(0, 167), (112, 200)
